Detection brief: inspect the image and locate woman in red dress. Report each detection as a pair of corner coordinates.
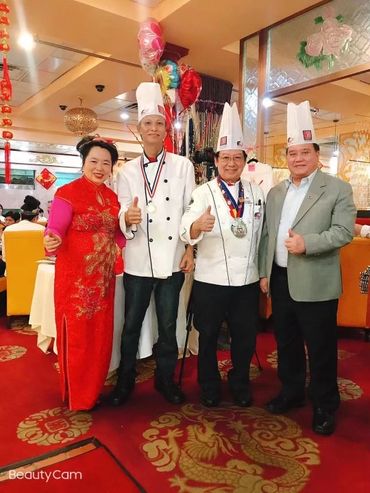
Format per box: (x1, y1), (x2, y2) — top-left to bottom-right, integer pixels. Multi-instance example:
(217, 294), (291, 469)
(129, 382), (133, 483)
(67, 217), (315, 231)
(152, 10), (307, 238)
(44, 136), (125, 410)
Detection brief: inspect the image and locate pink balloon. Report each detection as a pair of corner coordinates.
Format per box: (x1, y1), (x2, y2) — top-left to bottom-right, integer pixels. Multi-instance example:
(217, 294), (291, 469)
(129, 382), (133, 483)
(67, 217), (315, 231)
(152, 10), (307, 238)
(137, 18), (164, 74)
(149, 21), (162, 36)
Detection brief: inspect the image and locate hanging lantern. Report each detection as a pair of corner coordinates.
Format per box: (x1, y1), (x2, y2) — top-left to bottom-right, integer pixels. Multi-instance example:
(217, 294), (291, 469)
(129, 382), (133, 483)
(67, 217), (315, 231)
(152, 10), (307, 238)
(64, 98), (98, 136)
(0, 0), (12, 184)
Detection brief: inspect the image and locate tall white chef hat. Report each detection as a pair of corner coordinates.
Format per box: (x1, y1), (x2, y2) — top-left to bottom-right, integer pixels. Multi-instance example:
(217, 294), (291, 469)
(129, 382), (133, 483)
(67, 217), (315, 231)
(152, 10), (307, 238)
(287, 100), (317, 147)
(136, 82), (165, 123)
(216, 102), (245, 152)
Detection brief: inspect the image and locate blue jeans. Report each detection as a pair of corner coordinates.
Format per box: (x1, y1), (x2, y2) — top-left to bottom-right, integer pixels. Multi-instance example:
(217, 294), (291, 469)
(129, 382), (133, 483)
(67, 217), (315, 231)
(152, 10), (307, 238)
(117, 271), (184, 386)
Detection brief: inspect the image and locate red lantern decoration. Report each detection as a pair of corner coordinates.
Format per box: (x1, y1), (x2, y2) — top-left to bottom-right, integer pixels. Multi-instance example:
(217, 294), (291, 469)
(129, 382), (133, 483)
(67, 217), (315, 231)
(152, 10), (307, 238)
(1, 103), (11, 113)
(4, 139), (10, 184)
(0, 3), (10, 13)
(0, 1), (12, 184)
(0, 41), (9, 52)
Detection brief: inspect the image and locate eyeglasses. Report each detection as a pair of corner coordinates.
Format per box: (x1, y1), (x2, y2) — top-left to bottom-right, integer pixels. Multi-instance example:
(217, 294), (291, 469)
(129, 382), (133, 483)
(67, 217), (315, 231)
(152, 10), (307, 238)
(218, 155), (244, 165)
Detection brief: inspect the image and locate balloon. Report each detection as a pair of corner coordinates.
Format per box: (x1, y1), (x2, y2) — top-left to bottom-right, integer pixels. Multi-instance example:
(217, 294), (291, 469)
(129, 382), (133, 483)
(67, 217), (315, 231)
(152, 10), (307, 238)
(137, 18), (164, 74)
(155, 60), (180, 94)
(159, 60), (180, 89)
(154, 65), (171, 94)
(179, 68), (202, 109)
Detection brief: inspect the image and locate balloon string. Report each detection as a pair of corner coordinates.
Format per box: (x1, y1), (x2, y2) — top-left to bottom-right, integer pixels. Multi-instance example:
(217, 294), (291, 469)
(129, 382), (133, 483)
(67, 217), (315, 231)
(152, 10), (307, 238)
(126, 124), (143, 150)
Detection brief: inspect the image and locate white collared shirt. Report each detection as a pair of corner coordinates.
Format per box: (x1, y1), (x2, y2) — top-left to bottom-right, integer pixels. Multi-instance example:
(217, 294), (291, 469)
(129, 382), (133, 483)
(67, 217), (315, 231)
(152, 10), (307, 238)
(274, 170), (317, 267)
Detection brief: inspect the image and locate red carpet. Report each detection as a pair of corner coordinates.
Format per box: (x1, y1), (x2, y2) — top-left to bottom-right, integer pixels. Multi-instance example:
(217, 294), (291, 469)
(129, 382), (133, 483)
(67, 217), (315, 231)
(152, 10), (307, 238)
(0, 318), (369, 492)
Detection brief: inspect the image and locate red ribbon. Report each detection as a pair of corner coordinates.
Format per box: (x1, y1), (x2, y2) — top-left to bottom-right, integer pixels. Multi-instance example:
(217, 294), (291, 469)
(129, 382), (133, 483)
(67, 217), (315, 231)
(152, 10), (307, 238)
(4, 139), (10, 184)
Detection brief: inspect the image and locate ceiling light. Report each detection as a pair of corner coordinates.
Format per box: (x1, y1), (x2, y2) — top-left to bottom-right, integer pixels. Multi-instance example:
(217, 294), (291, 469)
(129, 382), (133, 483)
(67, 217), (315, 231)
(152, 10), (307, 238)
(120, 112), (130, 121)
(64, 98), (98, 136)
(174, 121), (181, 130)
(262, 97), (274, 108)
(18, 32), (35, 51)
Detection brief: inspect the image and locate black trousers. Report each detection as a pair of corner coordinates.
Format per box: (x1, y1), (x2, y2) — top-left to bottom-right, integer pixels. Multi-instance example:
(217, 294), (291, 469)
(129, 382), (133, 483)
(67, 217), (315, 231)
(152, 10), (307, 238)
(270, 264), (340, 411)
(117, 271), (184, 386)
(192, 280), (260, 394)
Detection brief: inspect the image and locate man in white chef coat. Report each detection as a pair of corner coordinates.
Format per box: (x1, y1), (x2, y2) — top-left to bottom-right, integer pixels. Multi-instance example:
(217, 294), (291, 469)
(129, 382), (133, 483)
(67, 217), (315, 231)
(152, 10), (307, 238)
(109, 82), (195, 406)
(180, 103), (264, 407)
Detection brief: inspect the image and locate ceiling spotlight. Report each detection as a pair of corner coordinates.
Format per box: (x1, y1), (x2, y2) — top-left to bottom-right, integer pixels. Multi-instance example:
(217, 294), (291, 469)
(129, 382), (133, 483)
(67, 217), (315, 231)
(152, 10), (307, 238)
(120, 111), (130, 121)
(18, 32), (35, 51)
(262, 97), (274, 108)
(174, 121), (182, 130)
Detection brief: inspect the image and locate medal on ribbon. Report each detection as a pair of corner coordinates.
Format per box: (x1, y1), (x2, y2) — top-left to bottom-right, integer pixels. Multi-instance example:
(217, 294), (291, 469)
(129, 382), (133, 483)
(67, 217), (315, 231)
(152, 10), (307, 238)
(140, 151), (166, 214)
(217, 177), (247, 238)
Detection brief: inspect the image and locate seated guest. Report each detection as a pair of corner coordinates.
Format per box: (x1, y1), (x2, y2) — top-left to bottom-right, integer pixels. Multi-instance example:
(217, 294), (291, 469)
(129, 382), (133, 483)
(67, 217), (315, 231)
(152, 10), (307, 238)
(355, 223), (370, 238)
(4, 210), (20, 227)
(0, 204), (4, 224)
(5, 196), (44, 232)
(37, 208), (48, 225)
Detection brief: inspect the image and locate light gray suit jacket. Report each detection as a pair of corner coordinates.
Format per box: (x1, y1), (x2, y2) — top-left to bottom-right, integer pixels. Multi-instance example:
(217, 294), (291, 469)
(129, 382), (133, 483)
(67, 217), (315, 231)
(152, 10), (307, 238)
(259, 170), (356, 302)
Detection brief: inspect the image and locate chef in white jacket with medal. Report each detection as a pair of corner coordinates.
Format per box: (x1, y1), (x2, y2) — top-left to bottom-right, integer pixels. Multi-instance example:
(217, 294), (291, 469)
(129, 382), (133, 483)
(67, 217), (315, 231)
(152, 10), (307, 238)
(109, 82), (195, 406)
(180, 102), (264, 407)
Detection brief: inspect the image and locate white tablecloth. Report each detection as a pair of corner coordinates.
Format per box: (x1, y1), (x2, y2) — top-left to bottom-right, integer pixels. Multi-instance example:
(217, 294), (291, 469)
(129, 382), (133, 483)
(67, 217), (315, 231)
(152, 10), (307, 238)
(29, 263), (196, 372)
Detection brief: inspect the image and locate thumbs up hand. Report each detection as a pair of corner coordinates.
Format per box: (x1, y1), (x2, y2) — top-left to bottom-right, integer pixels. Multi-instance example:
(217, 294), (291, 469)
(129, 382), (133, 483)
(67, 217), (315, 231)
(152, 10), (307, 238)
(195, 205), (215, 233)
(125, 196), (142, 227)
(285, 228), (306, 255)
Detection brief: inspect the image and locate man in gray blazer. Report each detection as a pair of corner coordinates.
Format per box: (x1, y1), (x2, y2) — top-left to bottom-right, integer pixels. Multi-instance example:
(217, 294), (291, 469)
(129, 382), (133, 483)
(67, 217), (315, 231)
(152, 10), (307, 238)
(259, 101), (356, 436)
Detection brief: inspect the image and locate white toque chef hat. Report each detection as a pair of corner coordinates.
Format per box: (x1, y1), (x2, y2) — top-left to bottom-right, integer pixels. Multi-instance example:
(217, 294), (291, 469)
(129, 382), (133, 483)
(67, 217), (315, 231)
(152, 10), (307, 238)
(287, 100), (317, 147)
(216, 102), (245, 152)
(136, 82), (165, 123)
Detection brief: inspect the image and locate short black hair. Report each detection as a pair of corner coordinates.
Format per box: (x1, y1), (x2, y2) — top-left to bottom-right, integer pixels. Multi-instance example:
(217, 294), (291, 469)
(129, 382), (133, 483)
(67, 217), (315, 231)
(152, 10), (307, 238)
(5, 210), (20, 222)
(214, 150), (248, 161)
(286, 143), (320, 154)
(77, 135), (119, 166)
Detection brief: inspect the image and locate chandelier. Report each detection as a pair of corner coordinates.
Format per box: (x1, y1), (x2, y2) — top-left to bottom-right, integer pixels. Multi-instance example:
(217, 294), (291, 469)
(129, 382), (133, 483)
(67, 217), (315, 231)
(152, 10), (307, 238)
(64, 98), (98, 136)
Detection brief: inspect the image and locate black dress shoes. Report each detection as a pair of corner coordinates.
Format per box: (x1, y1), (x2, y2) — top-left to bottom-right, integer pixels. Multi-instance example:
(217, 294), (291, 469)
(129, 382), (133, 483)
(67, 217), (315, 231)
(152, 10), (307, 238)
(106, 384), (134, 407)
(200, 390), (220, 407)
(266, 394), (305, 414)
(154, 380), (185, 404)
(312, 408), (335, 435)
(231, 389), (252, 407)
